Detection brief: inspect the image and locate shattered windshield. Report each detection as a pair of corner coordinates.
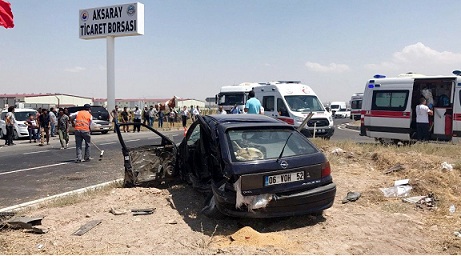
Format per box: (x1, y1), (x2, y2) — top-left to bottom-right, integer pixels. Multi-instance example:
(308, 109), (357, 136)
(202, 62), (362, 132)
(284, 95), (324, 112)
(227, 128), (317, 162)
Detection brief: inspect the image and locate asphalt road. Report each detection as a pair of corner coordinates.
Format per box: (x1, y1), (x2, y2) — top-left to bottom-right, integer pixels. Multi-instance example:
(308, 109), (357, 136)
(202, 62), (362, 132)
(0, 118), (371, 210)
(0, 128), (184, 209)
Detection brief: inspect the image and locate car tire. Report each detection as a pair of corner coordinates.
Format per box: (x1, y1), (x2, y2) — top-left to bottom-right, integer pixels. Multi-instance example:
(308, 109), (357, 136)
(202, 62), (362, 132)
(0, 129), (3, 139)
(101, 131), (109, 134)
(201, 193), (225, 219)
(13, 130), (19, 140)
(311, 210), (323, 217)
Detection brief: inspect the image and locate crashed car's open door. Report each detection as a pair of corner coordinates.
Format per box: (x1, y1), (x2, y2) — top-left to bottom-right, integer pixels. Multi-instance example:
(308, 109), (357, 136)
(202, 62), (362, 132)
(115, 123), (178, 187)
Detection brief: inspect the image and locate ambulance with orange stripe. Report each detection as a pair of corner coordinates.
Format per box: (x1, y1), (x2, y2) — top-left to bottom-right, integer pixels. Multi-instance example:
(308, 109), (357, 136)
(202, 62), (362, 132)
(360, 71), (461, 143)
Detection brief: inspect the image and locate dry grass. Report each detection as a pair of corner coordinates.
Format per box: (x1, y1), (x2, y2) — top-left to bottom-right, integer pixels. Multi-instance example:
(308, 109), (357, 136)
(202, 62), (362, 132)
(312, 138), (461, 252)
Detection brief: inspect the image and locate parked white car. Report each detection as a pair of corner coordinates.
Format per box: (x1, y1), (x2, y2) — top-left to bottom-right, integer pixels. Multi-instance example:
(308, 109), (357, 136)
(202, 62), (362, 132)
(334, 108), (351, 118)
(0, 108), (38, 139)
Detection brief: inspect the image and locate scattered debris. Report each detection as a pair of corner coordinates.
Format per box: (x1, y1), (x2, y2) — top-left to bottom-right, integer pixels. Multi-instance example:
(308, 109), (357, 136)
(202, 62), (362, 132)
(109, 207), (128, 215)
(167, 220), (178, 224)
(449, 204), (456, 214)
(5, 216), (44, 229)
(342, 191), (361, 204)
(384, 163), (405, 174)
(331, 148), (345, 155)
(403, 196), (427, 204)
(29, 226), (49, 234)
(36, 243), (44, 250)
(131, 208), (155, 215)
(441, 162), (454, 171)
(454, 231), (461, 238)
(394, 179), (409, 186)
(407, 193), (438, 210)
(380, 180), (412, 197)
(72, 220), (102, 236)
(0, 211), (16, 220)
(167, 196), (176, 209)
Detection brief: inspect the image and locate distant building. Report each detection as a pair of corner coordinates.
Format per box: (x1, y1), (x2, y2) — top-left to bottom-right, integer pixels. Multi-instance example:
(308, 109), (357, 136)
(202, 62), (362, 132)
(0, 93), (92, 110)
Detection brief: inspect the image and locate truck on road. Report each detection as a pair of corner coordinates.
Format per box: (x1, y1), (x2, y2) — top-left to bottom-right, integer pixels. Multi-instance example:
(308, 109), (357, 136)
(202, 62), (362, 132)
(216, 82), (256, 114)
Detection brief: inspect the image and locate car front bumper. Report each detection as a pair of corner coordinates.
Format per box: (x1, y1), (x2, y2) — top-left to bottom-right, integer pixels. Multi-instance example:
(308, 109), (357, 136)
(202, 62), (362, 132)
(212, 182), (336, 218)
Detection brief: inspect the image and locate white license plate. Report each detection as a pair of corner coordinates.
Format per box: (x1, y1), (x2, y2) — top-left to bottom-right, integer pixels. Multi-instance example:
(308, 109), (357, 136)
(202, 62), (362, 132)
(264, 171), (304, 186)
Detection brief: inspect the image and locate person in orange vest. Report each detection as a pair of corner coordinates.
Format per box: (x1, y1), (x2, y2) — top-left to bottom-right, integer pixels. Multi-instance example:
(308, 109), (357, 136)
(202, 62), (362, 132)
(70, 104), (93, 163)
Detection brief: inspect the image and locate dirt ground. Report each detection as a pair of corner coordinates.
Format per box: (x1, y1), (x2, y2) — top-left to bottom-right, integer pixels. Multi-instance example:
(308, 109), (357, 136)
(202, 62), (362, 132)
(1, 139), (461, 254)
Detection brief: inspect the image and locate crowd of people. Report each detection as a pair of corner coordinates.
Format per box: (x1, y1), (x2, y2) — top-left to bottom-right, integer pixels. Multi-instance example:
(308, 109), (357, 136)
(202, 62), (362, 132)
(2, 92), (264, 162)
(3, 105), (89, 163)
(111, 104), (205, 132)
(4, 106), (71, 148)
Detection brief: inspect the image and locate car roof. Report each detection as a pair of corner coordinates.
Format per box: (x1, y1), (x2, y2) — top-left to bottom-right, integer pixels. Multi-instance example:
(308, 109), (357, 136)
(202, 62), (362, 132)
(204, 114), (293, 130)
(1, 108), (36, 113)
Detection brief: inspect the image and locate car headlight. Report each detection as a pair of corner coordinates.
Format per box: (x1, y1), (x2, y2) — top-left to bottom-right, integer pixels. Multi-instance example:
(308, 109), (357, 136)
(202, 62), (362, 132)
(18, 123), (27, 128)
(295, 116), (304, 123)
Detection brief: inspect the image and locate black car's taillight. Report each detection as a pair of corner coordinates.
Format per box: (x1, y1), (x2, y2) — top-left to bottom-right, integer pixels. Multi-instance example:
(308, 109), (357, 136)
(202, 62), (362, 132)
(321, 161), (331, 177)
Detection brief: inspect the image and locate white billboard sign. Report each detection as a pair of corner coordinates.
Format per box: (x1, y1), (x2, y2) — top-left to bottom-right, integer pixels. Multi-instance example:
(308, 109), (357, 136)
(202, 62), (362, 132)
(79, 2), (144, 40)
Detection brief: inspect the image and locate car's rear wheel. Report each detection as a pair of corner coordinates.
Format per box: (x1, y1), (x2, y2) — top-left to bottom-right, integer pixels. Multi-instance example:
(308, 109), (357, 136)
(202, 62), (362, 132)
(0, 129), (3, 139)
(201, 193), (225, 219)
(13, 130), (19, 140)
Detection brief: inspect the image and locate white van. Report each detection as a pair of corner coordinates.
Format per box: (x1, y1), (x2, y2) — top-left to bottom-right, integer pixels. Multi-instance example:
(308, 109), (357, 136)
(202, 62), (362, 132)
(329, 101), (347, 116)
(0, 108), (38, 139)
(360, 72), (461, 143)
(253, 81), (334, 139)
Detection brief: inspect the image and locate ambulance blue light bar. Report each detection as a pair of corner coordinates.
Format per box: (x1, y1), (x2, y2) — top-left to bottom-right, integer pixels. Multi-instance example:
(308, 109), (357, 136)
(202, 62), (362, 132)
(373, 74), (386, 79)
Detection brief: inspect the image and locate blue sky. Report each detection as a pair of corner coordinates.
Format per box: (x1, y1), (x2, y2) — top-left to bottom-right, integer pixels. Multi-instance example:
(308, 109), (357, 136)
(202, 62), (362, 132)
(2, 0), (461, 103)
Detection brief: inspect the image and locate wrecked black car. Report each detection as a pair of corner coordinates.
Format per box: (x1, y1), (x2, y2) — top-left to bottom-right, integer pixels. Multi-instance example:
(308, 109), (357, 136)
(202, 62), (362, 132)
(116, 114), (336, 218)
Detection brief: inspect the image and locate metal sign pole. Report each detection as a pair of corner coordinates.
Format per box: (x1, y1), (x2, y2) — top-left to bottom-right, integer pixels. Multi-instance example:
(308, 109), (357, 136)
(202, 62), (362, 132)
(107, 36), (115, 113)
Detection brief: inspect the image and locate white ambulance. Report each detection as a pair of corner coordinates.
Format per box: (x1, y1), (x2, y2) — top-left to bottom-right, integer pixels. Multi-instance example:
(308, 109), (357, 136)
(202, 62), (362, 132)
(360, 72), (461, 143)
(253, 81), (334, 139)
(349, 93), (363, 121)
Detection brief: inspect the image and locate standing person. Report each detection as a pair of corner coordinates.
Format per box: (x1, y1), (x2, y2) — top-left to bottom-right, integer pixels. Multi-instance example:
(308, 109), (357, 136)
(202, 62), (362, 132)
(168, 110), (176, 128)
(57, 108), (70, 149)
(25, 113), (38, 143)
(70, 104), (92, 162)
(192, 106), (200, 121)
(35, 107), (42, 141)
(110, 105), (119, 133)
(181, 106), (189, 129)
(157, 106), (164, 128)
(244, 90), (262, 114)
(133, 106), (142, 132)
(120, 107), (130, 132)
(218, 106), (227, 114)
(38, 109), (51, 146)
(4, 106), (16, 146)
(148, 105), (156, 128)
(142, 106), (149, 126)
(416, 97), (433, 141)
(230, 104), (240, 114)
(49, 107), (57, 137)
